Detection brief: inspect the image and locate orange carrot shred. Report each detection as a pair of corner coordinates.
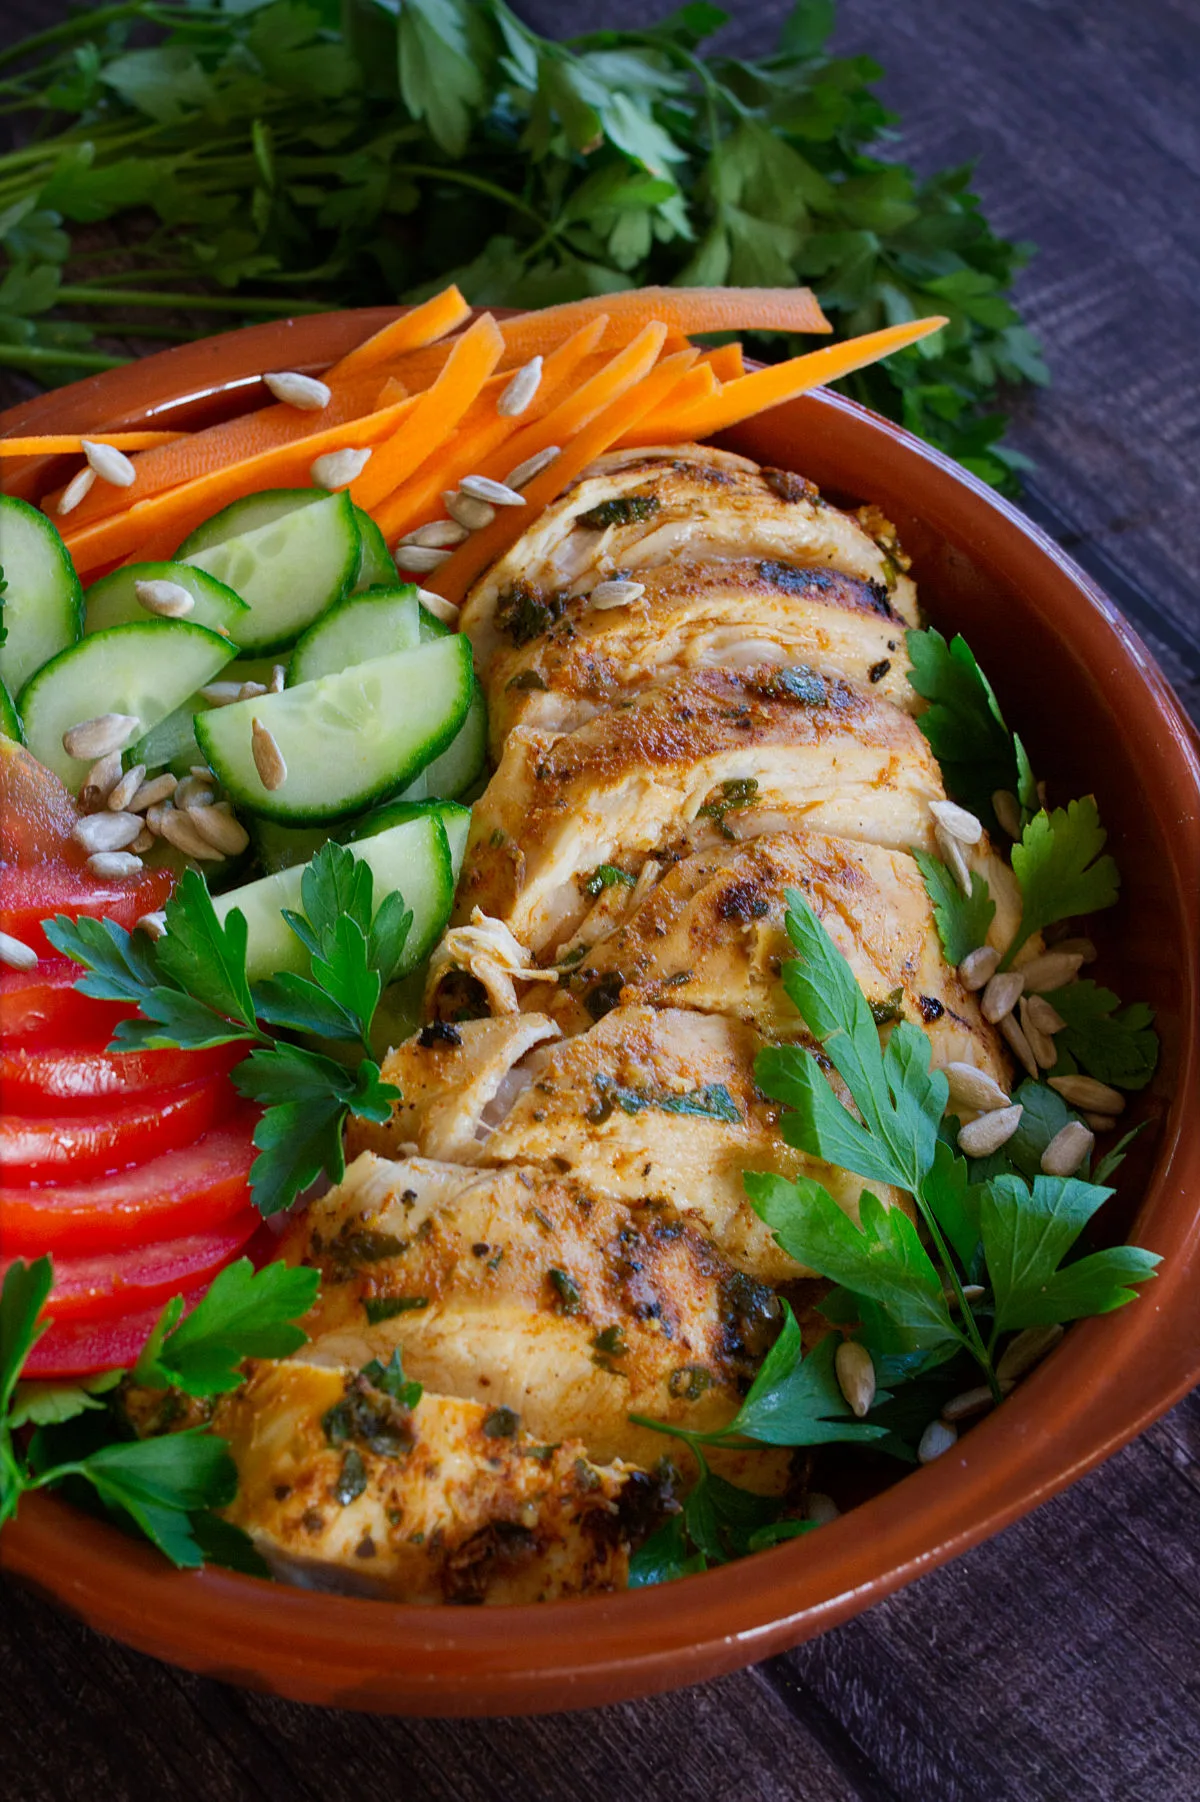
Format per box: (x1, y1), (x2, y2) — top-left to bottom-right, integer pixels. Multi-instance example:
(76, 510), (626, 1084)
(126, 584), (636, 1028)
(493, 287), (832, 360)
(325, 286), (472, 384)
(0, 431), (186, 456)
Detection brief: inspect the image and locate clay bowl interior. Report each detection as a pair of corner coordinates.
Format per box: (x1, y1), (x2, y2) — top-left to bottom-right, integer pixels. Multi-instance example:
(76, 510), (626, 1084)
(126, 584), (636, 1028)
(2, 311), (1198, 1716)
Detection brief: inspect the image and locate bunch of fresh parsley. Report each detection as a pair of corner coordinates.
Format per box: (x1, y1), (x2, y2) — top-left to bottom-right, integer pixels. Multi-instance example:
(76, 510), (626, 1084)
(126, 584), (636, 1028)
(44, 841), (405, 1217)
(0, 0), (1044, 487)
(0, 1253), (317, 1568)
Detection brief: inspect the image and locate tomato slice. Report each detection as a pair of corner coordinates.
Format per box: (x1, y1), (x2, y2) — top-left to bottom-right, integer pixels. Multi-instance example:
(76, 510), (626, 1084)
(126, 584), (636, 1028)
(0, 737), (84, 868)
(21, 1287), (210, 1379)
(0, 1075), (233, 1185)
(0, 860), (174, 958)
(1, 1040), (242, 1112)
(0, 1110), (259, 1254)
(4, 1212), (261, 1332)
(0, 960), (133, 1047)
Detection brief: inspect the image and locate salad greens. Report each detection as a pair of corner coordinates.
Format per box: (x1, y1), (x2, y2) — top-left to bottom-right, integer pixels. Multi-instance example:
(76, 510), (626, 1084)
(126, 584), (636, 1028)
(0, 0), (1044, 488)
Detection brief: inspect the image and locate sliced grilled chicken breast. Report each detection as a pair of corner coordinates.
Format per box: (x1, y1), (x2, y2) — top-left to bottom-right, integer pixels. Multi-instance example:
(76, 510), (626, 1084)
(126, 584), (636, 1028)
(484, 557), (915, 753)
(460, 445), (917, 674)
(213, 1359), (653, 1602)
(285, 1152), (787, 1484)
(458, 666), (943, 954)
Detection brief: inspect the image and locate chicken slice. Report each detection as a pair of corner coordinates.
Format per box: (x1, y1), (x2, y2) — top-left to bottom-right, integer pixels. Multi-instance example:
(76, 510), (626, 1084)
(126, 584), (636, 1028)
(461, 445), (917, 674)
(485, 557), (915, 754)
(210, 1358), (658, 1602)
(458, 665), (943, 954)
(283, 1152), (788, 1486)
(537, 831), (1009, 1085)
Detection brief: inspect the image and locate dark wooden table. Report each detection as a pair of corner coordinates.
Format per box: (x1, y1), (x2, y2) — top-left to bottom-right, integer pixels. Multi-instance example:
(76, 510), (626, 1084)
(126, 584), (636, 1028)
(2, 3), (1198, 1798)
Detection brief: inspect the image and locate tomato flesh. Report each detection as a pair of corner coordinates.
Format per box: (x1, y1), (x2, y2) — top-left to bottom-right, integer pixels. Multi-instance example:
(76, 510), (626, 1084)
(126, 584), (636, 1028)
(0, 737), (84, 867)
(0, 1110), (259, 1254)
(1, 1040), (242, 1112)
(21, 1287), (210, 1379)
(0, 1075), (234, 1185)
(0, 860), (174, 958)
(0, 960), (132, 1047)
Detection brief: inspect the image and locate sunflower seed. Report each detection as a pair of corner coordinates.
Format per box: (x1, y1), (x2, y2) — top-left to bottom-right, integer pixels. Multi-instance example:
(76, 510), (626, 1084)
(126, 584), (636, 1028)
(942, 1386), (997, 1423)
(135, 911), (167, 939)
(237, 680), (268, 702)
(930, 799), (984, 845)
(1000, 1011), (1040, 1079)
(1025, 993), (1066, 1033)
(1049, 935), (1097, 964)
(957, 1103), (1023, 1157)
(1048, 1073), (1126, 1114)
(80, 750), (123, 810)
(62, 713), (140, 761)
(1018, 950), (1085, 992)
(263, 370), (331, 411)
(803, 1492), (840, 1526)
(130, 828), (155, 855)
(175, 774), (215, 810)
(942, 1062), (1011, 1112)
(504, 445), (560, 490)
(834, 1340), (876, 1418)
(917, 1420), (958, 1464)
(156, 806), (223, 860)
(1018, 997), (1057, 1069)
(400, 519), (469, 549)
(0, 930), (37, 971)
(269, 664), (286, 694)
(935, 823), (972, 895)
(1081, 1111), (1119, 1133)
(82, 438), (136, 487)
(959, 945), (1000, 990)
(129, 772), (177, 812)
(1040, 1120), (1095, 1176)
(71, 811), (143, 854)
(415, 588), (460, 625)
(589, 579), (647, 610)
(87, 850), (143, 879)
(251, 718), (287, 791)
(992, 788), (1022, 838)
(395, 544), (453, 573)
(460, 472), (527, 508)
(198, 681), (246, 707)
(996, 1323), (1063, 1385)
(106, 763), (146, 812)
(134, 577), (194, 619)
(310, 446), (371, 489)
(145, 802), (172, 836)
(56, 465), (96, 516)
(444, 488), (495, 531)
(496, 355), (544, 418)
(186, 802), (249, 857)
(981, 970), (1024, 1022)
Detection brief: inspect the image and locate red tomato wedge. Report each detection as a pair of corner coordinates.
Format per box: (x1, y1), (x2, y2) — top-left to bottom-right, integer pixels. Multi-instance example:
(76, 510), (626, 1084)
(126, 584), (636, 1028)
(0, 960), (132, 1046)
(21, 1286), (209, 1379)
(0, 860), (173, 958)
(1, 1039), (242, 1112)
(0, 736), (84, 867)
(4, 1212), (260, 1329)
(0, 1075), (233, 1185)
(0, 1110), (259, 1254)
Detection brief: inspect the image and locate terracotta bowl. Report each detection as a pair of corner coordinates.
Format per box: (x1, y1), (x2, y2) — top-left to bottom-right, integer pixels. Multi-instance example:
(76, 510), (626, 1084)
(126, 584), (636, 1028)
(2, 311), (1198, 1716)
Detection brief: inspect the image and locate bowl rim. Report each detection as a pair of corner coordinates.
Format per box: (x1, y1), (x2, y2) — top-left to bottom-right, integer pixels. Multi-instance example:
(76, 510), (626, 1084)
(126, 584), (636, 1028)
(2, 309), (1198, 1717)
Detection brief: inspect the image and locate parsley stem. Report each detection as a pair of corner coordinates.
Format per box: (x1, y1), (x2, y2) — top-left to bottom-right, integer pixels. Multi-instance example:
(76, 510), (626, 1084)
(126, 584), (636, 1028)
(0, 344), (129, 371)
(56, 286), (327, 316)
(915, 1196), (1002, 1402)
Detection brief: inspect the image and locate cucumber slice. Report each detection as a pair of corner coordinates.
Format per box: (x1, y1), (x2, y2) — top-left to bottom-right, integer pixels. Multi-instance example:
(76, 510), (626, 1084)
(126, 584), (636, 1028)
(289, 585), (420, 688)
(352, 797), (470, 879)
(83, 561), (249, 640)
(0, 678), (22, 742)
(418, 604), (451, 641)
(352, 507), (396, 591)
(19, 620), (234, 789)
(182, 491), (360, 654)
(421, 680), (487, 798)
(196, 633), (473, 824)
(213, 813), (453, 981)
(0, 496), (84, 696)
(176, 487), (328, 558)
(249, 816), (332, 874)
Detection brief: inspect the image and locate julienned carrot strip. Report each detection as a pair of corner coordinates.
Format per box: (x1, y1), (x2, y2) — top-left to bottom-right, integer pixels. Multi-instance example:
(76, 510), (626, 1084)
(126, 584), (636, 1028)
(617, 365), (720, 448)
(493, 287), (832, 360)
(661, 316), (950, 441)
(60, 389), (424, 577)
(428, 348), (700, 608)
(325, 286), (472, 384)
(371, 316), (608, 543)
(699, 342), (745, 382)
(0, 431), (186, 456)
(349, 313), (505, 515)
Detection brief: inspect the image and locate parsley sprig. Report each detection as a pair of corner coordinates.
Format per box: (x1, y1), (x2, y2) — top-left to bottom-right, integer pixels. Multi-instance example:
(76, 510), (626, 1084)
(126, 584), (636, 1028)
(44, 843), (405, 1216)
(1, 1255), (316, 1567)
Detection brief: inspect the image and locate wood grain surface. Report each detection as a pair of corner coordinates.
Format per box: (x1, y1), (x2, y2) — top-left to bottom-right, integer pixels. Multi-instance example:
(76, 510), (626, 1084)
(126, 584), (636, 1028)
(1, 3), (1198, 1798)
